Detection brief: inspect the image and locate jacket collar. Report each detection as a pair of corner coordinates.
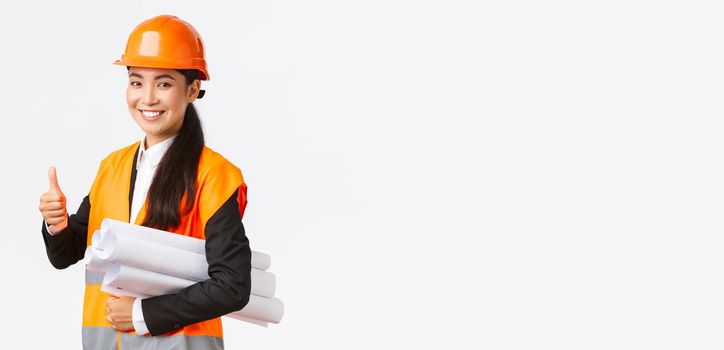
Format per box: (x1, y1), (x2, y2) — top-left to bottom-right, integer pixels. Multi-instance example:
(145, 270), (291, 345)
(136, 135), (176, 171)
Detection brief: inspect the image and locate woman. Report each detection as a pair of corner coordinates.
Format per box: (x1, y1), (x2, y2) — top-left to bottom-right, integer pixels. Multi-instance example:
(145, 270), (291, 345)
(38, 15), (251, 350)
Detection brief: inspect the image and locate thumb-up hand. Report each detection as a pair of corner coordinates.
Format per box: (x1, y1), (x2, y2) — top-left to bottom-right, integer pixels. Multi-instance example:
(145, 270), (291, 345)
(39, 167), (68, 232)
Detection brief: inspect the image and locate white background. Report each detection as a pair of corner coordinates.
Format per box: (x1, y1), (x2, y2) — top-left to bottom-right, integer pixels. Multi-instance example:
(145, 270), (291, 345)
(1, 0), (723, 349)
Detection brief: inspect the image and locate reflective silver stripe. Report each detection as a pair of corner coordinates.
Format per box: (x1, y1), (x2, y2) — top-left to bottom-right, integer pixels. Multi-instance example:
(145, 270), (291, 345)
(121, 332), (224, 350)
(82, 326), (224, 350)
(85, 269), (105, 285)
(82, 326), (117, 350)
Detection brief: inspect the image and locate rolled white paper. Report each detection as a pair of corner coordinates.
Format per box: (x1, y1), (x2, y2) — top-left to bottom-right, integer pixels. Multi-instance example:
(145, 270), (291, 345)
(84, 230), (113, 272)
(83, 246), (113, 272)
(229, 295), (284, 324)
(88, 237), (276, 297)
(96, 232), (208, 282)
(249, 267), (276, 298)
(101, 219), (205, 254)
(101, 219), (272, 270)
(92, 219), (284, 325)
(101, 268), (284, 324)
(91, 229), (103, 246)
(103, 264), (276, 298)
(104, 264), (191, 297)
(100, 284), (148, 299)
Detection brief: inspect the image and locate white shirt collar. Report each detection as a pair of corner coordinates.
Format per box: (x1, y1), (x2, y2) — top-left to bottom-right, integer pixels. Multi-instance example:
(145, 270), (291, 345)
(136, 135), (177, 170)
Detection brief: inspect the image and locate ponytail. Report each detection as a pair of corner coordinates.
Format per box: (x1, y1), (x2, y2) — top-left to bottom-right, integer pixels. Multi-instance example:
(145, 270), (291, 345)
(142, 70), (205, 230)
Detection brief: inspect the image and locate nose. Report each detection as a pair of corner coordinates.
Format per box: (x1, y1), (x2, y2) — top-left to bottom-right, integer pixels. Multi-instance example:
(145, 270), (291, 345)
(141, 86), (159, 106)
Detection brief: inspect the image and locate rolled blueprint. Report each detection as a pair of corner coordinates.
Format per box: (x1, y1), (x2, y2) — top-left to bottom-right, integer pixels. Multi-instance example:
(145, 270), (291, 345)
(103, 264), (192, 296)
(228, 294), (284, 324)
(84, 231), (113, 272)
(100, 219), (205, 253)
(83, 246), (113, 272)
(91, 219), (284, 325)
(104, 263), (276, 298)
(95, 231), (208, 282)
(91, 229), (103, 246)
(101, 219), (272, 270)
(100, 271), (284, 324)
(101, 284), (148, 299)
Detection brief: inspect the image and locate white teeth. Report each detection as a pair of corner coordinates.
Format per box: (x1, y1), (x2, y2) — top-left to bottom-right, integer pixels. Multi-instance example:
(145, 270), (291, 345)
(142, 110), (161, 117)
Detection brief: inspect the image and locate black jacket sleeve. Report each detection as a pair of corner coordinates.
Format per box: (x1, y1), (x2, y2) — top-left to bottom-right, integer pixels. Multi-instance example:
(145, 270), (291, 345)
(41, 195), (91, 269)
(141, 189), (252, 335)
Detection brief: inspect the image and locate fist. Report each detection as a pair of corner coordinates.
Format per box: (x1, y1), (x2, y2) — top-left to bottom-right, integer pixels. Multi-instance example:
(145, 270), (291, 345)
(106, 295), (136, 332)
(39, 167), (67, 231)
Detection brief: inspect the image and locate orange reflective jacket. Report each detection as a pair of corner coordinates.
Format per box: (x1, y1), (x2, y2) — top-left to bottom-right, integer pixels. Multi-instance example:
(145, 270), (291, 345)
(82, 141), (246, 349)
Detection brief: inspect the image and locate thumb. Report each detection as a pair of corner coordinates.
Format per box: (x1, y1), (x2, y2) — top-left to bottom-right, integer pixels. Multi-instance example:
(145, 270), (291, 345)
(48, 166), (63, 193)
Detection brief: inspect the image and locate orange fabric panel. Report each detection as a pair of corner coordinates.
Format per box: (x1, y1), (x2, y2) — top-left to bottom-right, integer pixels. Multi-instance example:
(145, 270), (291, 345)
(87, 142), (139, 247)
(83, 284), (113, 327)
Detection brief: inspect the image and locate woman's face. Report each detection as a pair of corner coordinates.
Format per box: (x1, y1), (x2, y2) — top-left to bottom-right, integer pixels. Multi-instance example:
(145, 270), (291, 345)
(126, 67), (200, 147)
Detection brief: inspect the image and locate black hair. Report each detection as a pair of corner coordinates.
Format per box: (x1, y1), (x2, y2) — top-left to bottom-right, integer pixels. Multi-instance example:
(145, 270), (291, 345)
(141, 69), (205, 230)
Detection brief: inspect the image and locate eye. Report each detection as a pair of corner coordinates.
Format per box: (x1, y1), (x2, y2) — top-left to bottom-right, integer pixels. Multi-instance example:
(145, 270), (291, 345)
(129, 81), (141, 87)
(158, 82), (172, 88)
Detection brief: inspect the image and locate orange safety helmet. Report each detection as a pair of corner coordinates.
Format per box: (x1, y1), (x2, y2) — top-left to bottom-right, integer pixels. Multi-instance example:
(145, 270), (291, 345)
(114, 15), (210, 81)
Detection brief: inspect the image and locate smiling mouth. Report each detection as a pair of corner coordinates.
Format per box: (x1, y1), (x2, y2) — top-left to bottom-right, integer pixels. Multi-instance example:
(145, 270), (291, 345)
(140, 110), (165, 119)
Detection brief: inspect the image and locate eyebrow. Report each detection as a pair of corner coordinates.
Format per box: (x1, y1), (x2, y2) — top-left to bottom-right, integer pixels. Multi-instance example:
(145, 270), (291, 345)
(128, 73), (177, 81)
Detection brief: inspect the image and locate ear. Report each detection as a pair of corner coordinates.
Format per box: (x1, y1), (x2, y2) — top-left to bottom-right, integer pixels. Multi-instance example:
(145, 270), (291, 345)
(186, 79), (201, 103)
